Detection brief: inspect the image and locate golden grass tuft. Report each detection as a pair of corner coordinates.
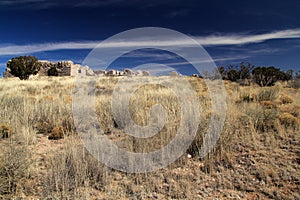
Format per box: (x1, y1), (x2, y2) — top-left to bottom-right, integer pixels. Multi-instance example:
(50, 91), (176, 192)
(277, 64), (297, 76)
(278, 112), (299, 129)
(42, 95), (54, 102)
(48, 126), (65, 140)
(279, 93), (293, 104)
(33, 121), (52, 134)
(278, 104), (300, 118)
(259, 100), (277, 109)
(63, 95), (73, 104)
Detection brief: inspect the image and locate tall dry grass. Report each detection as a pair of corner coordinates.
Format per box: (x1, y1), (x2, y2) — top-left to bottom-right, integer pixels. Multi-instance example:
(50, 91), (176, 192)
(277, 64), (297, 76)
(0, 76), (299, 199)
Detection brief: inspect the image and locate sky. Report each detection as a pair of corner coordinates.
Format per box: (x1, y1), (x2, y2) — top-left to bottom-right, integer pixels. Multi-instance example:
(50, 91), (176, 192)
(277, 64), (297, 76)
(0, 0), (300, 76)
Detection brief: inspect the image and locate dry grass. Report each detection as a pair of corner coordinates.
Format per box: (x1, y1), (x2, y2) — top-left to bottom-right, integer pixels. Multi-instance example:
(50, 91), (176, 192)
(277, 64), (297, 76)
(42, 136), (106, 199)
(0, 76), (299, 199)
(0, 140), (33, 197)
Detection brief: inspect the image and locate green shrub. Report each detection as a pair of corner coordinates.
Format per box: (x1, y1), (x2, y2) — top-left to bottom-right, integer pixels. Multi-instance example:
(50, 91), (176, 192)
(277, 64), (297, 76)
(252, 66), (282, 87)
(227, 69), (239, 82)
(7, 56), (40, 80)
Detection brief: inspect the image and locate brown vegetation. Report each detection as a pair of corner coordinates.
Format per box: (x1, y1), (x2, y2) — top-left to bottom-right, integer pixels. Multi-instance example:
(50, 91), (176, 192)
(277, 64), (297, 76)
(0, 76), (299, 199)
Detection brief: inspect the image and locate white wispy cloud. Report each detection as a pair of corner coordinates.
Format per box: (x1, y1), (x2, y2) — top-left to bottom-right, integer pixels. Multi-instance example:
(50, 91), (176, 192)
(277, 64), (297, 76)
(0, 29), (300, 56)
(196, 29), (300, 46)
(0, 0), (47, 5)
(73, 0), (140, 7)
(165, 56), (249, 67)
(0, 41), (99, 56)
(0, 0), (167, 9)
(120, 51), (248, 65)
(0, 0), (56, 9)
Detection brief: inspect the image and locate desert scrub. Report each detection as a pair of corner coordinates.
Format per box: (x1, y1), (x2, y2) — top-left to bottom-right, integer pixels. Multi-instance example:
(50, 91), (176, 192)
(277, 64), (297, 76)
(33, 121), (53, 134)
(241, 93), (255, 103)
(247, 105), (278, 132)
(256, 87), (279, 102)
(43, 137), (106, 198)
(237, 92), (255, 103)
(0, 142), (33, 195)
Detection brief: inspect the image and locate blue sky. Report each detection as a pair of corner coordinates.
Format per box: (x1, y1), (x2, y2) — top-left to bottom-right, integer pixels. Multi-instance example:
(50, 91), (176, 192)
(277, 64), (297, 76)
(0, 0), (299, 76)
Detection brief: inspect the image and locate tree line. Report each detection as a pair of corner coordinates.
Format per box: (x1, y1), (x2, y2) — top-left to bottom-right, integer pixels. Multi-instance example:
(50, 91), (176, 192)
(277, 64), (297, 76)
(218, 62), (297, 87)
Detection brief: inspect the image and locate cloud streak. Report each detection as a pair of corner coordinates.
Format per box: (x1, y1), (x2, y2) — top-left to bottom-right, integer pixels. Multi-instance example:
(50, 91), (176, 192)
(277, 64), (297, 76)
(0, 29), (300, 56)
(165, 56), (249, 67)
(196, 29), (300, 46)
(0, 0), (47, 5)
(0, 0), (171, 9)
(0, 41), (98, 56)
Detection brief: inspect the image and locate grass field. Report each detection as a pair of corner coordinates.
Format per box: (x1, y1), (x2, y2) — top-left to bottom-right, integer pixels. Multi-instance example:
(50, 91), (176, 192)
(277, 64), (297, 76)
(0, 76), (299, 199)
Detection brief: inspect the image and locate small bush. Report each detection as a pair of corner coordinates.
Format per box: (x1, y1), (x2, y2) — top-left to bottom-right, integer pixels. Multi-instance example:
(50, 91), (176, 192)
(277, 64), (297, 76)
(252, 66), (282, 87)
(48, 126), (64, 140)
(256, 87), (279, 102)
(247, 107), (278, 132)
(241, 93), (254, 103)
(0, 123), (13, 139)
(33, 121), (53, 134)
(0, 143), (32, 195)
(43, 141), (105, 198)
(227, 69), (239, 82)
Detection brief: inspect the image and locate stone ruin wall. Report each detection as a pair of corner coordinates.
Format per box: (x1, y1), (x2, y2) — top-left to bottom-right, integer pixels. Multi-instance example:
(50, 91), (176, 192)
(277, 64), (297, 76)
(38, 60), (72, 76)
(3, 60), (153, 78)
